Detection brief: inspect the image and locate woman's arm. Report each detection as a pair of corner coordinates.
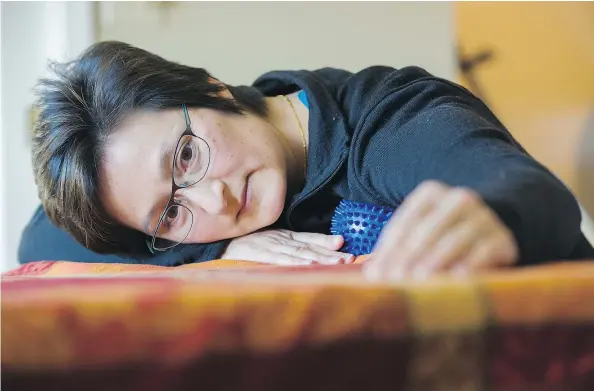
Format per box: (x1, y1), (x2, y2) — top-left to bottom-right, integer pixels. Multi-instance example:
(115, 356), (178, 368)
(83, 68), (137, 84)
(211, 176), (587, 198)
(356, 82), (584, 268)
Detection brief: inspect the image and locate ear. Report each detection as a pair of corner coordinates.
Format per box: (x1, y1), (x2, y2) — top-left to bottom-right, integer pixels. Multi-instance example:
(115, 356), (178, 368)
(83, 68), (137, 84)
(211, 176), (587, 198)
(208, 77), (233, 99)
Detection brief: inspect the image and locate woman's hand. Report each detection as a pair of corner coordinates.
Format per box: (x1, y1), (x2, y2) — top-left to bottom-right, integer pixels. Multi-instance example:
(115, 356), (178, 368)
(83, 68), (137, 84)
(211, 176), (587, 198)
(221, 229), (355, 266)
(365, 180), (519, 281)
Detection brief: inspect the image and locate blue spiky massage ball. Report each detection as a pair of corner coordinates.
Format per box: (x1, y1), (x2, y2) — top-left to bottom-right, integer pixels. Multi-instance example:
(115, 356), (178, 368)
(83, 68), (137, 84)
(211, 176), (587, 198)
(330, 199), (395, 256)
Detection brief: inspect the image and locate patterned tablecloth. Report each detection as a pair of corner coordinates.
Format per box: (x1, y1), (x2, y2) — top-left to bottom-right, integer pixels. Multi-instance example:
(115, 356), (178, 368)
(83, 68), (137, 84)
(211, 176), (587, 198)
(2, 258), (594, 390)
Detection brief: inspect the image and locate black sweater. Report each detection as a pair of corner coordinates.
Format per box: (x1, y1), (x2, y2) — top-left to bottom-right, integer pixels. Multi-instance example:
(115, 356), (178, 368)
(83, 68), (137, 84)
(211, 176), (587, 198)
(19, 66), (594, 266)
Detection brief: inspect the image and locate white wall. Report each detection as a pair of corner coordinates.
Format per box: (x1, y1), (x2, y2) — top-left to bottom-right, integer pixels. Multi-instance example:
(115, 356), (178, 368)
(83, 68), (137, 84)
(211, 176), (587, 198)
(98, 2), (456, 84)
(0, 1), (94, 271)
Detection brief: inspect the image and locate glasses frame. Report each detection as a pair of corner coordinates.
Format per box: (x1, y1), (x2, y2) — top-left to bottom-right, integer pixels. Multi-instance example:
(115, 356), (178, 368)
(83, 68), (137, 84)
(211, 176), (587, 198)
(147, 104), (211, 253)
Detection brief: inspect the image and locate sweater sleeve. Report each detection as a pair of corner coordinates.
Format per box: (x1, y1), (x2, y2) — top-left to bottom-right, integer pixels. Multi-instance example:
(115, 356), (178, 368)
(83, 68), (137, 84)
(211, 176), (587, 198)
(355, 81), (583, 266)
(18, 205), (230, 266)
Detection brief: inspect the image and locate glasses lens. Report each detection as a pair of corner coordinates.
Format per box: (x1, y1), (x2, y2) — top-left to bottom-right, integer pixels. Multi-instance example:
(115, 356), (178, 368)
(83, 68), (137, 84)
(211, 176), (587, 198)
(152, 204), (193, 251)
(173, 135), (210, 188)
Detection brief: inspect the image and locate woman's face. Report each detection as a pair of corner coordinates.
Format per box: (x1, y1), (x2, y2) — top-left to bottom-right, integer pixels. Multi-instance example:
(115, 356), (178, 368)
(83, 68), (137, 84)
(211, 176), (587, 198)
(100, 104), (289, 245)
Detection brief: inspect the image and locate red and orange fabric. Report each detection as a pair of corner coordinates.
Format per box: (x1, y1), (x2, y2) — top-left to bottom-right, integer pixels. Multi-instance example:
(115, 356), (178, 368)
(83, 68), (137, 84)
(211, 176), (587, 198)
(2, 258), (594, 390)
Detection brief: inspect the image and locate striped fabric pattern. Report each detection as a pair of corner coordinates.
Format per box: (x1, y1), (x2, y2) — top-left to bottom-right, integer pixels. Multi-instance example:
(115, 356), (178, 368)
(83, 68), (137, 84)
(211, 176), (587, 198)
(2, 258), (594, 390)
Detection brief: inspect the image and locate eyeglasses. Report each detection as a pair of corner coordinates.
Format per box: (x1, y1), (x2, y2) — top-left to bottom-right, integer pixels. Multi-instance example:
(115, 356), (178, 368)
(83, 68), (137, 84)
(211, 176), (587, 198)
(147, 104), (211, 253)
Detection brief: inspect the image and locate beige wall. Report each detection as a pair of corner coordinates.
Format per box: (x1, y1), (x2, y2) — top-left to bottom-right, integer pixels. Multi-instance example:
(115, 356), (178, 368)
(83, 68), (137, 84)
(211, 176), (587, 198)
(456, 2), (594, 220)
(97, 2), (456, 84)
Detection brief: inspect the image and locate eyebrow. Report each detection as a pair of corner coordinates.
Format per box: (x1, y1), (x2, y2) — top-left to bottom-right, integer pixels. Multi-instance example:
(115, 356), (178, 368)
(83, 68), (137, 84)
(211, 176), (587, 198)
(142, 138), (177, 235)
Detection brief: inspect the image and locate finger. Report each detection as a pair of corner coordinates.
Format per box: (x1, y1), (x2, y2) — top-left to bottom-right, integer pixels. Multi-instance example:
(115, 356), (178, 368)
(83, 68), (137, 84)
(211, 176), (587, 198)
(232, 247), (315, 266)
(402, 188), (481, 265)
(261, 251), (321, 266)
(410, 218), (484, 278)
(450, 241), (496, 277)
(375, 181), (448, 251)
(269, 240), (347, 264)
(300, 243), (356, 264)
(366, 181), (447, 281)
(288, 231), (345, 251)
(451, 236), (513, 277)
(473, 231), (518, 269)
(283, 243), (353, 265)
(391, 188), (485, 280)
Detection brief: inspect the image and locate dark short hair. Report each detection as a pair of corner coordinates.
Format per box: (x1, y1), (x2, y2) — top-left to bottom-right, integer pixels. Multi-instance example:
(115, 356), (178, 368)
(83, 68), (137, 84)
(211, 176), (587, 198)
(32, 41), (268, 256)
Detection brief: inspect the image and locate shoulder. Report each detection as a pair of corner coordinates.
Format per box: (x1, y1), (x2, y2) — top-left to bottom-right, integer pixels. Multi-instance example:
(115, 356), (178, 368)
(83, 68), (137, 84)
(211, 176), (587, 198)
(344, 68), (522, 202)
(343, 66), (482, 112)
(333, 66), (500, 138)
(346, 66), (515, 156)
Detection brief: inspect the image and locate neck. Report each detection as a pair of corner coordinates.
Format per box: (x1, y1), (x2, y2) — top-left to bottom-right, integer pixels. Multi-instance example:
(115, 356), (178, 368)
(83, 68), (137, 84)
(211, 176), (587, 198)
(265, 95), (309, 195)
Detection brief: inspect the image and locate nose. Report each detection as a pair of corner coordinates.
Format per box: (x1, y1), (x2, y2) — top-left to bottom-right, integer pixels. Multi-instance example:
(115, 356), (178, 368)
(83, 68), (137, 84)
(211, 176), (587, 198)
(178, 179), (229, 216)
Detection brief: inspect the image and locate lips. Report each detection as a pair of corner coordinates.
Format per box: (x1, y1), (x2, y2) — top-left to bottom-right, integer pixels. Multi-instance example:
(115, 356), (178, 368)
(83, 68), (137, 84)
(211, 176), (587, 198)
(237, 174), (251, 217)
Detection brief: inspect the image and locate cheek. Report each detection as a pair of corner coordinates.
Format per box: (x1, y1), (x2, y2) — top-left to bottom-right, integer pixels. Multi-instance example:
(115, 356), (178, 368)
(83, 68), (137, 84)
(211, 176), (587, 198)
(209, 127), (267, 176)
(209, 140), (245, 177)
(186, 217), (228, 243)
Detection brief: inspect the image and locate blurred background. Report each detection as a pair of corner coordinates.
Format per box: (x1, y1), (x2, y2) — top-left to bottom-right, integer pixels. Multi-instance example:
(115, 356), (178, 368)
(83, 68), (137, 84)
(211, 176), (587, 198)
(1, 1), (593, 271)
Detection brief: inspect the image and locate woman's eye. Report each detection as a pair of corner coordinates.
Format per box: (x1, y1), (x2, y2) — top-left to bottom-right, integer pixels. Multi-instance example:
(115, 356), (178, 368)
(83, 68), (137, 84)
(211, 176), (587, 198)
(167, 207), (178, 219)
(180, 144), (193, 164)
(165, 206), (179, 226)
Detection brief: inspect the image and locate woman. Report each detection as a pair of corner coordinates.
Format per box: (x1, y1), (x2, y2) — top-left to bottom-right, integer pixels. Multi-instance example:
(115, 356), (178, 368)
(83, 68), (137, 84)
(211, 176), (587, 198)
(21, 41), (594, 281)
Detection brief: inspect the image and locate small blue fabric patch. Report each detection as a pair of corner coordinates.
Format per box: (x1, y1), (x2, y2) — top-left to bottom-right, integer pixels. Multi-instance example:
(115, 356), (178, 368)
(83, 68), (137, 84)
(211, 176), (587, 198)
(297, 90), (309, 109)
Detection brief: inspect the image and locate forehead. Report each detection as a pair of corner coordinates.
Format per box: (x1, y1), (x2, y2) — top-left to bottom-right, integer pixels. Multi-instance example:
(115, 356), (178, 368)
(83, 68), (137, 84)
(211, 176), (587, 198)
(113, 109), (181, 141)
(99, 109), (181, 231)
(104, 110), (180, 176)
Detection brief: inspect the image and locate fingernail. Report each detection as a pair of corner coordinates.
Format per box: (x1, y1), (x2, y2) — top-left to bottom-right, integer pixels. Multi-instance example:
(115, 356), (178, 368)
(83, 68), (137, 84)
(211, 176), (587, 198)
(344, 255), (355, 264)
